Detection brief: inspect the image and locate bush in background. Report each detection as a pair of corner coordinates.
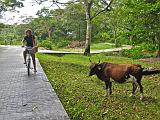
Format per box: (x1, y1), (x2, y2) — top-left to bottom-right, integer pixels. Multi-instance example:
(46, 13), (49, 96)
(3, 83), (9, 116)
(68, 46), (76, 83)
(39, 39), (53, 50)
(104, 43), (157, 59)
(0, 40), (21, 45)
(121, 43), (157, 59)
(55, 39), (71, 48)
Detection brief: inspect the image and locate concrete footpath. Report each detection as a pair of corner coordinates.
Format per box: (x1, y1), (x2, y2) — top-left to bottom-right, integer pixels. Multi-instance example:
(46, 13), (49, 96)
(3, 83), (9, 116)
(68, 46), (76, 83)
(0, 46), (70, 120)
(38, 45), (132, 54)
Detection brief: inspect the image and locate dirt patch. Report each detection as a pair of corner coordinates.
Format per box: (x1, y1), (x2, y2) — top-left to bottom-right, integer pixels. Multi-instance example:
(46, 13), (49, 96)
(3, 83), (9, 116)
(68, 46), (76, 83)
(65, 41), (85, 48)
(138, 58), (160, 64)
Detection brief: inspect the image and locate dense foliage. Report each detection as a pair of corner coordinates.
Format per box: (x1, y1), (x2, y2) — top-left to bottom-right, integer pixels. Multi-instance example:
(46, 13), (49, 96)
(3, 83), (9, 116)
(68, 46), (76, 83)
(0, 0), (160, 55)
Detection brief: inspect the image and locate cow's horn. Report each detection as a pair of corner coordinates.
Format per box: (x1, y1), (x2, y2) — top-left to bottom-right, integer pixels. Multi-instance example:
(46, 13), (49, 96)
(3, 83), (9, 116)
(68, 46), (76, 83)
(89, 58), (92, 63)
(98, 58), (100, 64)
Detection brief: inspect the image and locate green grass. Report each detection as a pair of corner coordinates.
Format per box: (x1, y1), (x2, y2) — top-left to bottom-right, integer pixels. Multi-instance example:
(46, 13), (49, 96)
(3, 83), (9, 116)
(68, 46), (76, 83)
(37, 53), (160, 120)
(90, 43), (114, 50)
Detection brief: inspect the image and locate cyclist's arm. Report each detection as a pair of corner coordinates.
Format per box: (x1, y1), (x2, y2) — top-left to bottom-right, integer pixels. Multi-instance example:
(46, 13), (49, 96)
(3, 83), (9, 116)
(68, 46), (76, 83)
(32, 36), (37, 47)
(21, 39), (25, 47)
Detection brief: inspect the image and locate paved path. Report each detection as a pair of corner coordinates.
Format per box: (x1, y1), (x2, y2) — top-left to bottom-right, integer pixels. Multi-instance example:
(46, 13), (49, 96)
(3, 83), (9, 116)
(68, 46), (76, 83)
(38, 45), (132, 54)
(0, 46), (70, 120)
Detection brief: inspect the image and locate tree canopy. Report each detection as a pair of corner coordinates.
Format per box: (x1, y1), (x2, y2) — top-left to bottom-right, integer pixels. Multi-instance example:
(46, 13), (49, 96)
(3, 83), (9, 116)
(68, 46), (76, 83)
(0, 0), (160, 56)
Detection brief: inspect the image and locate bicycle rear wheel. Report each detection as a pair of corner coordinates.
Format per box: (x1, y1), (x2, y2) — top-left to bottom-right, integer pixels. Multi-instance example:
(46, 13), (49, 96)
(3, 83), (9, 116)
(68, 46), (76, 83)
(27, 58), (31, 76)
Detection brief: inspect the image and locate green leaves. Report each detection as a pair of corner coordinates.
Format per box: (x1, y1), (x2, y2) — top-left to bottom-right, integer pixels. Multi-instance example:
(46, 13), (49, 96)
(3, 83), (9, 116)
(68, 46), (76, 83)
(3, 0), (23, 8)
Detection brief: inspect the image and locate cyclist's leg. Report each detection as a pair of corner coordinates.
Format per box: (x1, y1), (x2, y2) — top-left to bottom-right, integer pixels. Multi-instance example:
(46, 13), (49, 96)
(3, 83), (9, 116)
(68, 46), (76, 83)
(23, 49), (27, 64)
(31, 53), (37, 72)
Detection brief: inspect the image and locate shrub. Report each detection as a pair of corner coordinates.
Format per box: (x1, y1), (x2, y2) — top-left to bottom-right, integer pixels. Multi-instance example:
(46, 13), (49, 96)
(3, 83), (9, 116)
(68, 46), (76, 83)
(93, 32), (110, 43)
(140, 43), (157, 51)
(122, 45), (156, 59)
(56, 39), (71, 48)
(39, 39), (53, 50)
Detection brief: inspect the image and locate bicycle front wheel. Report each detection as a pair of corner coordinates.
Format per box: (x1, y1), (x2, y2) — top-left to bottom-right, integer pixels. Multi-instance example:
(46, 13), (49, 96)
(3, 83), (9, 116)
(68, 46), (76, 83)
(27, 58), (31, 76)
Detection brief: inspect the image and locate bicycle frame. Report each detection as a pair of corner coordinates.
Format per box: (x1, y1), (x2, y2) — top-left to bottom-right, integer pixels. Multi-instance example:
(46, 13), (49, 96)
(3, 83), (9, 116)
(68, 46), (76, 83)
(25, 46), (33, 76)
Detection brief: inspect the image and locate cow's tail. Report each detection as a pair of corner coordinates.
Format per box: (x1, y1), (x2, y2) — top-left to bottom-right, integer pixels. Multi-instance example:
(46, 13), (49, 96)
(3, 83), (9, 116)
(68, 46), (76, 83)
(142, 69), (160, 75)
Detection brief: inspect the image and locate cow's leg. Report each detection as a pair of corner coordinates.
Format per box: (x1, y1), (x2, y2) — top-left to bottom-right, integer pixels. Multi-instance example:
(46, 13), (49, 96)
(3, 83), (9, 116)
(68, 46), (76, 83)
(109, 82), (112, 95)
(104, 81), (109, 97)
(129, 75), (138, 97)
(130, 82), (137, 97)
(137, 80), (144, 100)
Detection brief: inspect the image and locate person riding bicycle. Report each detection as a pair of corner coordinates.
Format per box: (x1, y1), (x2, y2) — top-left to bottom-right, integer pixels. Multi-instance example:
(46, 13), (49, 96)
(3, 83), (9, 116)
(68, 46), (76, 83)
(22, 29), (37, 72)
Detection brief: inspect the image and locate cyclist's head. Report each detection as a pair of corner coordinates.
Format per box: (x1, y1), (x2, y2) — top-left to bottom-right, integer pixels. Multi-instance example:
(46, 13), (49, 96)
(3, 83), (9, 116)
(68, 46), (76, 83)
(26, 29), (32, 36)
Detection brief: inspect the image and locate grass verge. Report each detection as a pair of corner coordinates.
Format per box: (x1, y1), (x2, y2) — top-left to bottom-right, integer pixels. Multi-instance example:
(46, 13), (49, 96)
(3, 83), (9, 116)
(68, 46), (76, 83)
(37, 53), (160, 120)
(90, 43), (114, 50)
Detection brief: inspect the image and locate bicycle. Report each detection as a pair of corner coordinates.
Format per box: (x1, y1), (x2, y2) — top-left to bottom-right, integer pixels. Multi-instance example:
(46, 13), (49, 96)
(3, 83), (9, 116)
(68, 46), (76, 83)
(25, 46), (33, 76)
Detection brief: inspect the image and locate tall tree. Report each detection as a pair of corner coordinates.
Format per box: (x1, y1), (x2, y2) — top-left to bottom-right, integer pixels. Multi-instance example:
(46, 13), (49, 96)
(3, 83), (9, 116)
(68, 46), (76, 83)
(34, 0), (114, 55)
(83, 0), (93, 55)
(83, 0), (114, 55)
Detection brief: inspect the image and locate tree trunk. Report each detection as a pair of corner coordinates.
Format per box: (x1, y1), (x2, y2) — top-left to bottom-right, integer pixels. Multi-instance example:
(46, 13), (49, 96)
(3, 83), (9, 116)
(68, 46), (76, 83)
(84, 19), (92, 55)
(48, 30), (51, 39)
(84, 0), (93, 56)
(83, 0), (113, 55)
(48, 27), (53, 40)
(78, 22), (81, 40)
(155, 34), (160, 58)
(129, 35), (133, 43)
(157, 37), (160, 58)
(130, 35), (135, 47)
(113, 27), (118, 48)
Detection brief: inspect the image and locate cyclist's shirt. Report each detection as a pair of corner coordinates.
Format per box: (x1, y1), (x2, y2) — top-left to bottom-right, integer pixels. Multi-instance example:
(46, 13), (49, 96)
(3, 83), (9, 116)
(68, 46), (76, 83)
(24, 35), (35, 47)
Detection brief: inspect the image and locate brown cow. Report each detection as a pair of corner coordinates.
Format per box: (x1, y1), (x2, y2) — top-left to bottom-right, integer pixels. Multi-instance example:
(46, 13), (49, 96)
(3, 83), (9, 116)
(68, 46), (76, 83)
(89, 60), (160, 100)
(89, 59), (159, 100)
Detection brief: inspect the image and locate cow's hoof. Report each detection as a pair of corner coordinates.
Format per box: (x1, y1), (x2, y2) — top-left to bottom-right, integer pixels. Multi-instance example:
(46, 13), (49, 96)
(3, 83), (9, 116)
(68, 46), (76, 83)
(129, 93), (134, 97)
(103, 94), (108, 97)
(140, 96), (144, 101)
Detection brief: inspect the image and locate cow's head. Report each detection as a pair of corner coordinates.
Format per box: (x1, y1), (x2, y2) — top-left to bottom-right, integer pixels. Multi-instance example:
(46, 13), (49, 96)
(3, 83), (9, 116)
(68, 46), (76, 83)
(89, 58), (101, 76)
